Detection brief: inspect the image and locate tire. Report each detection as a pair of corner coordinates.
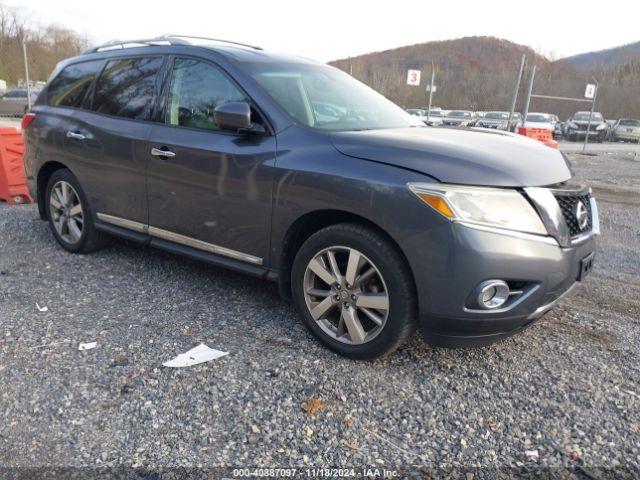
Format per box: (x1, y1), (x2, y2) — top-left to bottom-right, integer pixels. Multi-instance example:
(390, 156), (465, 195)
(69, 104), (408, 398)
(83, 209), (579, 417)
(45, 169), (109, 253)
(291, 223), (417, 359)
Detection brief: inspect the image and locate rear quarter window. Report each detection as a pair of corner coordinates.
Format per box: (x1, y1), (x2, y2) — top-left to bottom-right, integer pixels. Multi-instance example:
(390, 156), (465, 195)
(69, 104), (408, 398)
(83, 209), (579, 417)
(47, 60), (103, 108)
(91, 56), (164, 120)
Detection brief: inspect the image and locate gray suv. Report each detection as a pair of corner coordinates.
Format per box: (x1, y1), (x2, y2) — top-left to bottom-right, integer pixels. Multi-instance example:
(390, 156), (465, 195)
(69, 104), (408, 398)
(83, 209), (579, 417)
(23, 36), (598, 359)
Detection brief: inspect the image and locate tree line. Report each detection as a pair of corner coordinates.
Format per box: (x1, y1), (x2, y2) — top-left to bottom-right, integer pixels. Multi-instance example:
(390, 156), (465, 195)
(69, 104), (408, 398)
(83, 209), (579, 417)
(0, 2), (87, 87)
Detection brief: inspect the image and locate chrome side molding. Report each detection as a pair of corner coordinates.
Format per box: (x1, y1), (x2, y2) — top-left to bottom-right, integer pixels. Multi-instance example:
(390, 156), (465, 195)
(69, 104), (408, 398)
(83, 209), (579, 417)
(96, 213), (147, 233)
(96, 212), (263, 265)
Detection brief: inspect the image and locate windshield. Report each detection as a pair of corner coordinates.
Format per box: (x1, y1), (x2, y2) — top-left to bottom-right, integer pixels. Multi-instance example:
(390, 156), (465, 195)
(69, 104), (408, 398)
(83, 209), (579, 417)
(526, 114), (550, 122)
(619, 119), (640, 126)
(448, 111), (471, 118)
(574, 113), (604, 122)
(427, 110), (444, 117)
(244, 62), (423, 131)
(485, 112), (509, 120)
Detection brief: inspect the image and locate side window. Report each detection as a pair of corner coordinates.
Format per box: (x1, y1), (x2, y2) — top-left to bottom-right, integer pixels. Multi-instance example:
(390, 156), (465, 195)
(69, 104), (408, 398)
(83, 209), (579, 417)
(92, 57), (163, 120)
(47, 60), (103, 108)
(166, 58), (246, 131)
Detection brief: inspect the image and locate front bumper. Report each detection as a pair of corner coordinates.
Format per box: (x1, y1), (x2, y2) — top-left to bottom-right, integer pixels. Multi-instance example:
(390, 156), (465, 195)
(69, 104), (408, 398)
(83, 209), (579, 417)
(402, 221), (597, 347)
(567, 130), (605, 140)
(613, 131), (640, 141)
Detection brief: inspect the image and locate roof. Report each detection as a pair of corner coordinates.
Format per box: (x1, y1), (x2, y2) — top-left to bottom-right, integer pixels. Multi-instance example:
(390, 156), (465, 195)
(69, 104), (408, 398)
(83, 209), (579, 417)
(82, 34), (320, 65)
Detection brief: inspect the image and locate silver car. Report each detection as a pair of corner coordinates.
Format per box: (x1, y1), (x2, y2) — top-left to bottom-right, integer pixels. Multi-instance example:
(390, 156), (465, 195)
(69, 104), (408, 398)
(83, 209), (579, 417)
(611, 119), (640, 143)
(0, 89), (39, 116)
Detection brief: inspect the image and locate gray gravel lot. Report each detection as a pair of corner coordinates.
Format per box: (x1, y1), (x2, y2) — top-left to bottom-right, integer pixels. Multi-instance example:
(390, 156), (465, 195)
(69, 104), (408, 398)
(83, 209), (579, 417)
(0, 152), (639, 477)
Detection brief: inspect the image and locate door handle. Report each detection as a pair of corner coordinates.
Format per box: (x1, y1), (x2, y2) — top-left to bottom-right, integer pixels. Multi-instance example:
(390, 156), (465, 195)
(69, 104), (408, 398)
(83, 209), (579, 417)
(150, 147), (176, 158)
(66, 131), (86, 140)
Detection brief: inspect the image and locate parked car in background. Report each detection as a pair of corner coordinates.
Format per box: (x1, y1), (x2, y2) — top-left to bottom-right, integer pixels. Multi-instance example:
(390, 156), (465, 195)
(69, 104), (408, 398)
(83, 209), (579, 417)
(424, 109), (445, 126)
(523, 113), (554, 131)
(611, 119), (640, 143)
(406, 108), (428, 123)
(23, 36), (598, 359)
(564, 111), (608, 142)
(0, 88), (40, 116)
(441, 110), (475, 127)
(475, 111), (520, 131)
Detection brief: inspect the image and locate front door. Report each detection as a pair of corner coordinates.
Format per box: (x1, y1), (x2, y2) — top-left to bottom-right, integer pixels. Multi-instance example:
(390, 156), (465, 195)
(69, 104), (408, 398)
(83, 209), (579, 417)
(145, 57), (276, 265)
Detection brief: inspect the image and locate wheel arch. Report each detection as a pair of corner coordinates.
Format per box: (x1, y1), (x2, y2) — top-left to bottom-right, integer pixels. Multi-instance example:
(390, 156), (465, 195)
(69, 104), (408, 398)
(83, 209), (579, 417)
(36, 161), (72, 220)
(277, 209), (416, 300)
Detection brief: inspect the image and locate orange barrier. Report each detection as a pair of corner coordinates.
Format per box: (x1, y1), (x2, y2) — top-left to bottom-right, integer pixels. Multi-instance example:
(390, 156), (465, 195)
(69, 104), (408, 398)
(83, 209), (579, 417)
(0, 126), (33, 204)
(518, 127), (558, 149)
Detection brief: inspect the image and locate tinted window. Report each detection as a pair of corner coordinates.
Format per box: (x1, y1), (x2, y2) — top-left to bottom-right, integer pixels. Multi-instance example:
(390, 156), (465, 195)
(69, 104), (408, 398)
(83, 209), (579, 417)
(165, 58), (246, 131)
(47, 60), (102, 107)
(92, 57), (163, 120)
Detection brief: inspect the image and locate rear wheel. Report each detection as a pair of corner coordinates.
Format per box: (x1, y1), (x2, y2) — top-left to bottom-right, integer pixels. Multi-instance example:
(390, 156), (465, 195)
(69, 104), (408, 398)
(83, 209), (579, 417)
(292, 223), (417, 359)
(45, 169), (108, 253)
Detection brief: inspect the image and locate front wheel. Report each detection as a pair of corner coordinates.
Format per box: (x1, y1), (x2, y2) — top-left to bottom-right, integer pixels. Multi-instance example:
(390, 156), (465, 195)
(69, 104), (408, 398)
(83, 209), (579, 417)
(291, 223), (417, 359)
(45, 169), (108, 253)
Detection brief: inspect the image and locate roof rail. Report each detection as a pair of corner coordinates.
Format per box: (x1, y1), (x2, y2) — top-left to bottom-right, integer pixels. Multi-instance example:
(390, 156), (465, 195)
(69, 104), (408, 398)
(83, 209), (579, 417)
(82, 34), (262, 55)
(82, 37), (190, 54)
(160, 34), (262, 51)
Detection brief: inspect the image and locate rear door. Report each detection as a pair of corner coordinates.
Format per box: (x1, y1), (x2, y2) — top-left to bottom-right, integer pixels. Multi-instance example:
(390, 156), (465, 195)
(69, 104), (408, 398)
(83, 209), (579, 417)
(64, 55), (166, 226)
(145, 56), (276, 265)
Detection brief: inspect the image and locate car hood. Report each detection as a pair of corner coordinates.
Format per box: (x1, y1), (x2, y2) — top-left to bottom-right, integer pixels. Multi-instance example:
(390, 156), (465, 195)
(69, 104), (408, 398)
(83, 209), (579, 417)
(329, 127), (572, 187)
(573, 120), (605, 126)
(523, 122), (553, 130)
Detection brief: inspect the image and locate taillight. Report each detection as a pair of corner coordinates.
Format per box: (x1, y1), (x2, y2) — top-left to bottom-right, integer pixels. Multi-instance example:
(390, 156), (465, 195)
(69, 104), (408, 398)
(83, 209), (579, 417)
(21, 113), (36, 131)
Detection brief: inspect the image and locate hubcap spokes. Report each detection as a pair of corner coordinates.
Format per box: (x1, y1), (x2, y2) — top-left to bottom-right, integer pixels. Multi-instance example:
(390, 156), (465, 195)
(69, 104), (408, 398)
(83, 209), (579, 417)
(50, 181), (84, 244)
(303, 246), (389, 345)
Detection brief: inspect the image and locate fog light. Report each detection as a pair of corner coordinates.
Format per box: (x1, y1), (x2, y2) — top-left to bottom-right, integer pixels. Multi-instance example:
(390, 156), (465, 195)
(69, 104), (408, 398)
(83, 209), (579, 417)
(477, 280), (510, 309)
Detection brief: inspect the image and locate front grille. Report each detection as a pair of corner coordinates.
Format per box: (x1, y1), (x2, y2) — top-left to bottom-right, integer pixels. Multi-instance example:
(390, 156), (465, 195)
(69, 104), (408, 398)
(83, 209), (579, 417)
(576, 123), (599, 132)
(553, 189), (592, 237)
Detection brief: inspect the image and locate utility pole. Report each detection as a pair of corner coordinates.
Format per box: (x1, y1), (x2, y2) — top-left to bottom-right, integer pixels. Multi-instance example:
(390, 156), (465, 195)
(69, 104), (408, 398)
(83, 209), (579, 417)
(22, 39), (31, 110)
(582, 78), (598, 154)
(521, 64), (537, 131)
(508, 55), (526, 126)
(426, 61), (435, 123)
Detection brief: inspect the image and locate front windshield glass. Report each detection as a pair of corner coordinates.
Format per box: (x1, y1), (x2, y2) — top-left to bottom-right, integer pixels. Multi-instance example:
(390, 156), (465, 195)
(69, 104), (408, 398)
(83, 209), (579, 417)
(448, 111), (471, 118)
(244, 62), (423, 131)
(619, 119), (640, 126)
(485, 112), (509, 120)
(526, 114), (550, 122)
(427, 110), (444, 117)
(574, 113), (603, 122)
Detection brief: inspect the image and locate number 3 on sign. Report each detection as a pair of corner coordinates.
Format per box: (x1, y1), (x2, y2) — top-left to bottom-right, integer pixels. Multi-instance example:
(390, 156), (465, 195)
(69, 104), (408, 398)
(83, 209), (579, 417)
(407, 69), (421, 86)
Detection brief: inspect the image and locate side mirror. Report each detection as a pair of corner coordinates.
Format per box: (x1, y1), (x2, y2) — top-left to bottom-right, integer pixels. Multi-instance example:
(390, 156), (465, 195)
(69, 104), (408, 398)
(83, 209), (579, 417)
(214, 102), (252, 132)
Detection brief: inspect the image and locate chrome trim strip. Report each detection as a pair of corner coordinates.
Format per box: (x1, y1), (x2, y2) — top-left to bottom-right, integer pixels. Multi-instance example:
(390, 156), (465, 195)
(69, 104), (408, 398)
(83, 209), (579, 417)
(590, 197), (600, 236)
(456, 221), (560, 246)
(96, 213), (147, 233)
(147, 226), (263, 265)
(96, 213), (262, 265)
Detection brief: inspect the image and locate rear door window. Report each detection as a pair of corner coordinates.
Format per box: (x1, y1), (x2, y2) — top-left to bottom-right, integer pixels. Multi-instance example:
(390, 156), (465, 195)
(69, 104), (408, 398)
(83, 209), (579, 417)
(47, 60), (103, 107)
(92, 56), (164, 120)
(165, 57), (246, 131)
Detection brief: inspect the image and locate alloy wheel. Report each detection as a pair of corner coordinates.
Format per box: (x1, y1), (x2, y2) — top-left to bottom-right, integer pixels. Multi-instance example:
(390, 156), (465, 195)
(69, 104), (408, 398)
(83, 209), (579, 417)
(49, 180), (84, 244)
(303, 246), (389, 345)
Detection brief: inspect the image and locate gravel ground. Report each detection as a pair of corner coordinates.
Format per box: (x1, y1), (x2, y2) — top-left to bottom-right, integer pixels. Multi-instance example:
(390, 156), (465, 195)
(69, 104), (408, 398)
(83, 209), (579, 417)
(0, 152), (639, 478)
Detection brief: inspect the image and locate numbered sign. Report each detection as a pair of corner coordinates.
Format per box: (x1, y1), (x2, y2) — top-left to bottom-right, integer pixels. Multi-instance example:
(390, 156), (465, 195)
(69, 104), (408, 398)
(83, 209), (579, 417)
(406, 70), (421, 86)
(584, 83), (596, 99)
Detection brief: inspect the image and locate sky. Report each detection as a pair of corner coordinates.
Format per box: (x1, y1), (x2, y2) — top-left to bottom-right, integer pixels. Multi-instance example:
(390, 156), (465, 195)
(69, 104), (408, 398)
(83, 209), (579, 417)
(5, 0), (639, 62)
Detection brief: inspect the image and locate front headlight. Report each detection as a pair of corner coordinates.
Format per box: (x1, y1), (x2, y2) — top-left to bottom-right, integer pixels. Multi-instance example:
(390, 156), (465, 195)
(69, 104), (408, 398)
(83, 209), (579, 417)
(568, 122), (578, 129)
(596, 123), (606, 131)
(407, 183), (548, 235)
